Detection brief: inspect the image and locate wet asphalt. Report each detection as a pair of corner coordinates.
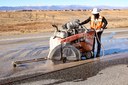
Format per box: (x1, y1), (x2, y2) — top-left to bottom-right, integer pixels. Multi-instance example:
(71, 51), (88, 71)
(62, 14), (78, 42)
(3, 53), (128, 85)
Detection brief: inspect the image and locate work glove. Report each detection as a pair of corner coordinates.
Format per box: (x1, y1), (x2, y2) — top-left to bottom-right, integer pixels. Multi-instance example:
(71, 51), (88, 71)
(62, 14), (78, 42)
(96, 28), (104, 32)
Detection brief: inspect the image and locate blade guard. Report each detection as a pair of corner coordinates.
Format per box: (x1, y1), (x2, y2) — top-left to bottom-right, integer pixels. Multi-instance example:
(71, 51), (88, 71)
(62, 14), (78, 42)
(47, 44), (81, 61)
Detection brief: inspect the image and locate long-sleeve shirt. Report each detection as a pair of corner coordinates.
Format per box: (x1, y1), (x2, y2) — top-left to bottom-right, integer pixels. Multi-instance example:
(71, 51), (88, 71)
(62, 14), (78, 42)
(79, 16), (108, 29)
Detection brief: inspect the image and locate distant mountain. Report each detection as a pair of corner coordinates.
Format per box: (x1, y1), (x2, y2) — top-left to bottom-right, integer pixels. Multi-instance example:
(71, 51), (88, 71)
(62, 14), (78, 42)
(0, 5), (92, 11)
(96, 6), (128, 9)
(0, 5), (127, 11)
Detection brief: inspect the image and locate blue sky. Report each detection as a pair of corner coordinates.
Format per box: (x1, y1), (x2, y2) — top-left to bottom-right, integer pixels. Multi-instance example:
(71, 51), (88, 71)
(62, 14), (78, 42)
(0, 0), (127, 7)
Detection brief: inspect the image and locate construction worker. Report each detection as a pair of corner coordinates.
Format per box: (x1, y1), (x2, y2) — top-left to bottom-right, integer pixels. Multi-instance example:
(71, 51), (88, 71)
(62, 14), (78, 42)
(79, 8), (108, 58)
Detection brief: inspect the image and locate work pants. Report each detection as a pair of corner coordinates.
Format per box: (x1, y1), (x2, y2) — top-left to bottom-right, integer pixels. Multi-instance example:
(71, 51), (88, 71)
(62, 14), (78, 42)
(92, 31), (103, 57)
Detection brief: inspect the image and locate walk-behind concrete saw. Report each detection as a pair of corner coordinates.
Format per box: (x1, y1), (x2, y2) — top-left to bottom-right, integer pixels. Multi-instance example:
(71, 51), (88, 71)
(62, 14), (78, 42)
(13, 19), (95, 67)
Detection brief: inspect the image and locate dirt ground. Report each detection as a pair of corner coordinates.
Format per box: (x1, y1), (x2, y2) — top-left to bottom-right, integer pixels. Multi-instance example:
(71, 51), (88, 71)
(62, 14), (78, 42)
(0, 10), (128, 36)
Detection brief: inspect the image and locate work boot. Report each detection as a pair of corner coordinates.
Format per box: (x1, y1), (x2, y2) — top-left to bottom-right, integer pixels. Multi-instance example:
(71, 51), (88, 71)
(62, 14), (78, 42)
(96, 54), (100, 57)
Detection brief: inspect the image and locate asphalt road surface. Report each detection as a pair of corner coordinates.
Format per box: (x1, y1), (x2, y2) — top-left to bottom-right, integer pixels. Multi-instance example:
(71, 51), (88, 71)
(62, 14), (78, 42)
(0, 28), (128, 85)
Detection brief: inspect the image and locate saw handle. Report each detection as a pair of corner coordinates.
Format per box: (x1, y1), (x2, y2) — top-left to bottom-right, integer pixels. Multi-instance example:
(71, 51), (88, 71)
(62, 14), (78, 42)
(52, 24), (59, 32)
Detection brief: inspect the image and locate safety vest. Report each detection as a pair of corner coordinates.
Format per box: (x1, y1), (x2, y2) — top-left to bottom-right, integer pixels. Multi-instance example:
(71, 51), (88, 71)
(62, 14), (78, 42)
(90, 15), (103, 30)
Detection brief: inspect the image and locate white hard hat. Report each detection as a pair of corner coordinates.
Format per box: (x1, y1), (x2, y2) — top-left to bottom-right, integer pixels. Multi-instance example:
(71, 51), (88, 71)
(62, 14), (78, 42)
(92, 8), (100, 14)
